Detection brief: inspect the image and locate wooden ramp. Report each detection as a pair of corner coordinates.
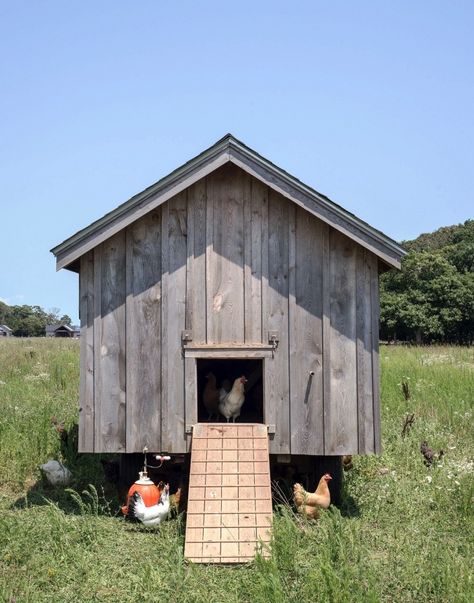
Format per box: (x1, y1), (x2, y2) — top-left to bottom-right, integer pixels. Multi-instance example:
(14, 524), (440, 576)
(184, 423), (273, 564)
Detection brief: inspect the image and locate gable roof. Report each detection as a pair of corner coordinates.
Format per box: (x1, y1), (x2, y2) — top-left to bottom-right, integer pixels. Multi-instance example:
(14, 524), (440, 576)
(46, 324), (74, 333)
(51, 134), (406, 271)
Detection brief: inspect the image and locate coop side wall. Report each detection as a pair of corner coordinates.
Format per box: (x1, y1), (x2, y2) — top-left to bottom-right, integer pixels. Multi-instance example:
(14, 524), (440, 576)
(78, 164), (381, 456)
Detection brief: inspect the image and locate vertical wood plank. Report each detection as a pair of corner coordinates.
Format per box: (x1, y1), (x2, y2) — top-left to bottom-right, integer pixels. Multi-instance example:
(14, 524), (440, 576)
(265, 189), (290, 454)
(290, 210), (325, 455)
(125, 210), (162, 453)
(356, 247), (374, 454)
(186, 179), (207, 342)
(322, 224), (330, 455)
(93, 247), (102, 451)
(326, 230), (358, 454)
(206, 165), (245, 343)
(161, 203), (170, 448)
(161, 193), (187, 452)
(79, 251), (94, 452)
(96, 232), (126, 452)
(371, 256), (382, 453)
(184, 355), (197, 450)
(260, 184), (269, 347)
(205, 175), (214, 344)
(260, 185), (270, 427)
(288, 204), (296, 450)
(244, 176), (263, 342)
(243, 174), (252, 342)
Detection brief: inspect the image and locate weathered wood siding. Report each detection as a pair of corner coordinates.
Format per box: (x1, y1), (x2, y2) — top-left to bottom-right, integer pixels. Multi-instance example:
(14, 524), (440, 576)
(125, 210), (162, 453)
(79, 251), (95, 452)
(78, 163), (381, 455)
(94, 233), (127, 453)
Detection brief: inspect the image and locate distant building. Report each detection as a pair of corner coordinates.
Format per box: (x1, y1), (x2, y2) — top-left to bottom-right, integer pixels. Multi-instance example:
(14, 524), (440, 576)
(45, 324), (79, 338)
(0, 325), (13, 337)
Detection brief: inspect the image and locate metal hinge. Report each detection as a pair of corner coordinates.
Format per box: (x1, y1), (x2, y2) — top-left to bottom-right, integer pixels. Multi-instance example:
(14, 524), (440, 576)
(181, 330), (193, 344)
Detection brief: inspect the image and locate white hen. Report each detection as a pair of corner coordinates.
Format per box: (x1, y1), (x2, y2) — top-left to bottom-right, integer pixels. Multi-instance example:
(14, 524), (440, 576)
(218, 375), (247, 422)
(40, 460), (72, 486)
(218, 379), (231, 404)
(128, 484), (170, 527)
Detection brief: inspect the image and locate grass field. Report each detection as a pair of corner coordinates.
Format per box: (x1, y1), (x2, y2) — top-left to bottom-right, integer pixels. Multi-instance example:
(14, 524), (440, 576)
(0, 339), (473, 602)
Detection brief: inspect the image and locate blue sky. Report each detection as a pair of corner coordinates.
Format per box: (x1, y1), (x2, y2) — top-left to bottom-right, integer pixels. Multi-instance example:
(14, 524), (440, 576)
(1, 1), (472, 324)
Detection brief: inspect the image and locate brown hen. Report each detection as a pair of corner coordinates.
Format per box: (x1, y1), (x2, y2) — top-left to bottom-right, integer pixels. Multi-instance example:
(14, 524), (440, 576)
(293, 473), (332, 517)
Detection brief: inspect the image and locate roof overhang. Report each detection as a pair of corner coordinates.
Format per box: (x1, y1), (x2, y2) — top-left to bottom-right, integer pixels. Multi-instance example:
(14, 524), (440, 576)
(51, 134), (406, 271)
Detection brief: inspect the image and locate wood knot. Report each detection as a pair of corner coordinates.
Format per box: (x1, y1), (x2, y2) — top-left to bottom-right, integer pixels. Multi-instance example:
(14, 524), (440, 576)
(213, 293), (224, 312)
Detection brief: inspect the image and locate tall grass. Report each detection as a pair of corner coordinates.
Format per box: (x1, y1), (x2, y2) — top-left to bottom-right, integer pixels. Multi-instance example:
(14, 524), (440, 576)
(0, 340), (473, 602)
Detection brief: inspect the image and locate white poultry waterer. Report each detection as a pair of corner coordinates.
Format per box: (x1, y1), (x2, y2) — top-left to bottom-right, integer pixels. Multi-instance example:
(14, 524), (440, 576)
(120, 447), (170, 516)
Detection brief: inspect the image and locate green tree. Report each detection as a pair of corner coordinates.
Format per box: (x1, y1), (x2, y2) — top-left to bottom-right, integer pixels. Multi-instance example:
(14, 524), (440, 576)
(380, 221), (474, 344)
(0, 302), (72, 337)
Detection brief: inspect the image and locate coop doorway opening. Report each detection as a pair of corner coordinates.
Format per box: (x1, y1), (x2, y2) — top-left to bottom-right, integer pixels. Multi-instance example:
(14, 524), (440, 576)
(197, 359), (264, 423)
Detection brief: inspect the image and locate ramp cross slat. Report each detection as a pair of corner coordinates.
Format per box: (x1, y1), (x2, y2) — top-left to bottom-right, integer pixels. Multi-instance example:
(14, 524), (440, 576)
(184, 423), (273, 563)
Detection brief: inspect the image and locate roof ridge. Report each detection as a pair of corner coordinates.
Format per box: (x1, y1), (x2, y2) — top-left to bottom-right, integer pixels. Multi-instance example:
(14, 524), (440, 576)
(51, 135), (405, 270)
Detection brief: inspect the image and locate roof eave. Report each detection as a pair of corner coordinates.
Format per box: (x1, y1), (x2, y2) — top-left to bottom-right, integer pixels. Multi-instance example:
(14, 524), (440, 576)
(52, 134), (405, 271)
(226, 138), (405, 269)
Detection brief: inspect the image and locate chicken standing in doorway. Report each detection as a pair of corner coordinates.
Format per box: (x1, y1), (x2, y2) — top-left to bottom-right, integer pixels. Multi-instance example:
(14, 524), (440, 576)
(218, 375), (247, 422)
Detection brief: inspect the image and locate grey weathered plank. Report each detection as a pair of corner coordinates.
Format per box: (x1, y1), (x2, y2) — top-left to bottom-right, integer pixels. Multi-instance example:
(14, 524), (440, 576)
(371, 256), (382, 453)
(326, 230), (358, 454)
(186, 179), (207, 342)
(205, 174), (214, 344)
(290, 209), (325, 455)
(95, 233), (126, 452)
(260, 184), (270, 434)
(78, 251), (94, 453)
(93, 247), (102, 452)
(356, 247), (375, 454)
(244, 178), (264, 343)
(184, 355), (197, 451)
(125, 210), (162, 453)
(322, 223), (331, 455)
(184, 346), (274, 358)
(161, 193), (187, 452)
(265, 189), (290, 454)
(207, 164), (245, 343)
(161, 203), (170, 450)
(243, 173), (253, 342)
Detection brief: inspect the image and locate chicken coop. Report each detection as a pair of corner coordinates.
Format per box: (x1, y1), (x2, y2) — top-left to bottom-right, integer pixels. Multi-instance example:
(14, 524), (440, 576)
(51, 134), (405, 496)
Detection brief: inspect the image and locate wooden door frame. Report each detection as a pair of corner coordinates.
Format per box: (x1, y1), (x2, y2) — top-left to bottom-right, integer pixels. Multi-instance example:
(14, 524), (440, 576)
(183, 345), (274, 449)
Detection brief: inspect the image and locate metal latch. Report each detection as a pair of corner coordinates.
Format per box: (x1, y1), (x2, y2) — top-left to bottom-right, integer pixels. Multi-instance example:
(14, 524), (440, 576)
(268, 331), (279, 351)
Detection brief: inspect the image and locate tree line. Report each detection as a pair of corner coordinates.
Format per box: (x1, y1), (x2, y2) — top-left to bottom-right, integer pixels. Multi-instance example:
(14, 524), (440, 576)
(0, 302), (72, 337)
(380, 219), (474, 344)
